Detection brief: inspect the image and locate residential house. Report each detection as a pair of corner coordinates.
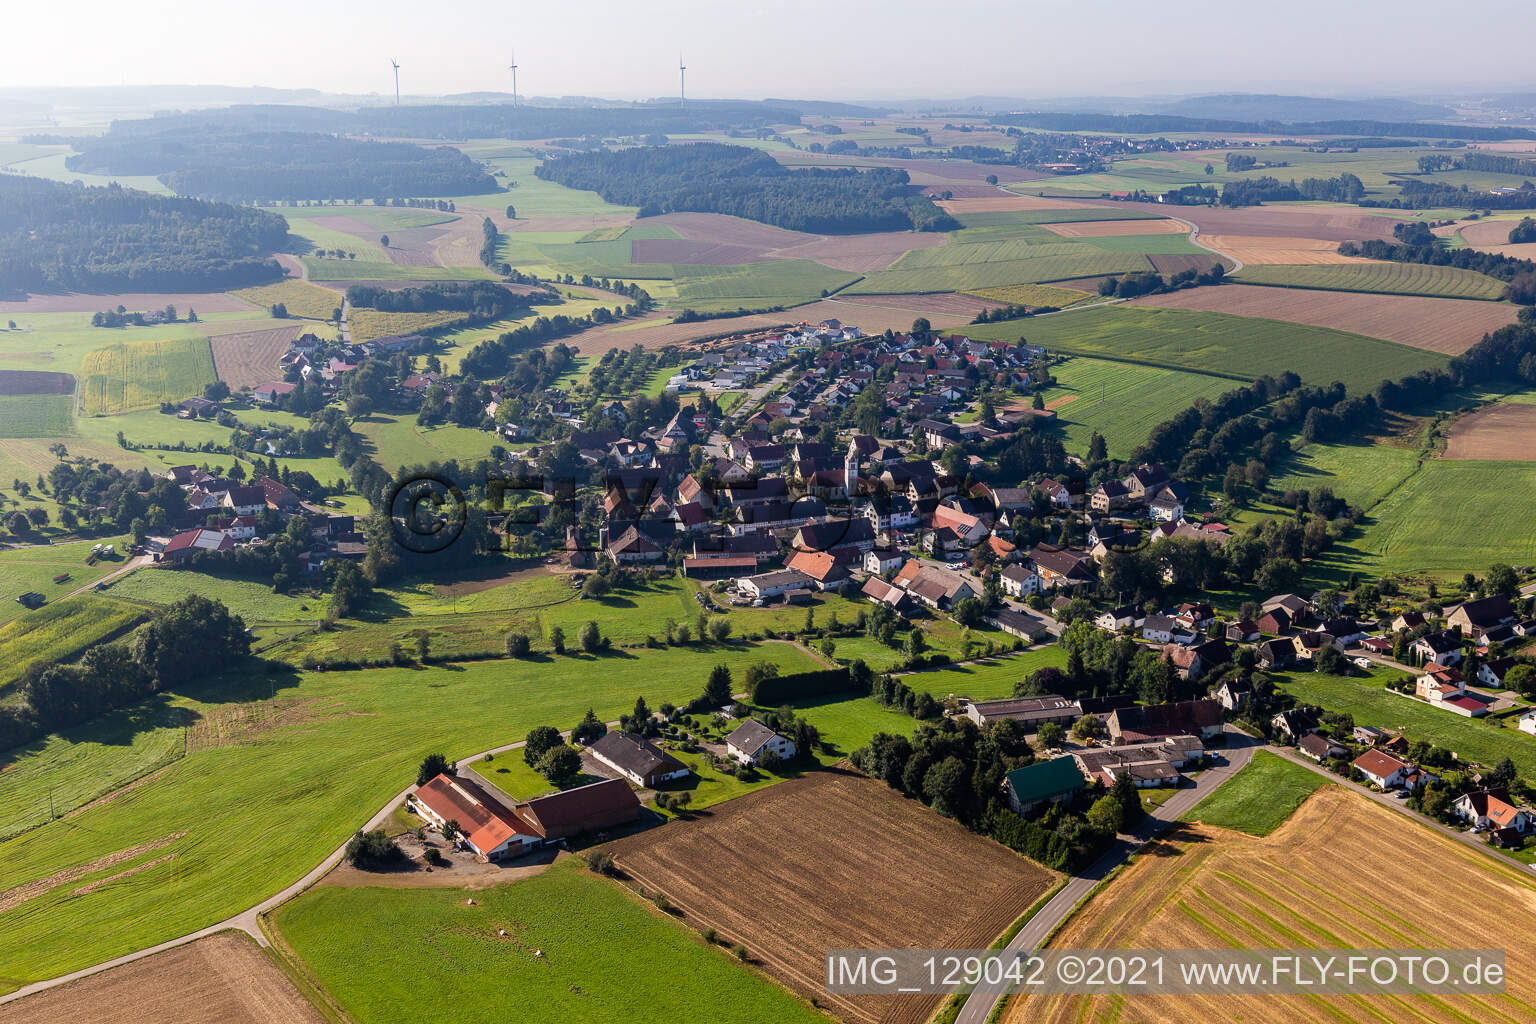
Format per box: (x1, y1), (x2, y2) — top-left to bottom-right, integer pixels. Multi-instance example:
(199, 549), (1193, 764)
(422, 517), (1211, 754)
(589, 732), (691, 787)
(1029, 546), (1095, 590)
(1213, 678), (1251, 712)
(864, 548), (904, 575)
(1352, 749), (1416, 790)
(785, 550), (851, 591)
(1448, 596), (1517, 637)
(223, 485), (266, 517)
(1270, 707), (1322, 743)
(1090, 480), (1131, 513)
(160, 528), (235, 562)
(1141, 614), (1178, 644)
(1298, 733), (1348, 763)
(1000, 564), (1041, 598)
(724, 720), (797, 765)
(1075, 735), (1203, 788)
(860, 576), (912, 614)
(902, 565), (977, 611)
(1003, 758), (1086, 815)
(1415, 664), (1492, 717)
(1257, 637), (1294, 669)
(1227, 620), (1261, 643)
(607, 526), (664, 564)
(1175, 602), (1216, 632)
(253, 381), (296, 405)
(1095, 606), (1140, 632)
(1123, 463), (1171, 503)
(1411, 630), (1464, 667)
(739, 569), (814, 601)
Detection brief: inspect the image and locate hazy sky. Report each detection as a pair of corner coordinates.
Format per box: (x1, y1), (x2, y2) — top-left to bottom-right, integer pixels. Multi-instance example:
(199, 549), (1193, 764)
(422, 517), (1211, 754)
(7, 0), (1535, 100)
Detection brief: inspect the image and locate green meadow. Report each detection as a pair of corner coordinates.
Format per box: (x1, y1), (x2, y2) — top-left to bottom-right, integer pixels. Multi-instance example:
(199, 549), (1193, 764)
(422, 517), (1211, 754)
(1042, 356), (1241, 457)
(1180, 750), (1330, 836)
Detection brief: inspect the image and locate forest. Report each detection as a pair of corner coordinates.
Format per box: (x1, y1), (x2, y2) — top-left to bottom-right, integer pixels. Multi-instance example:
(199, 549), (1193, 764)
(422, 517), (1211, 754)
(1220, 173), (1365, 206)
(536, 142), (959, 233)
(64, 130), (498, 202)
(0, 174), (286, 298)
(344, 280), (550, 318)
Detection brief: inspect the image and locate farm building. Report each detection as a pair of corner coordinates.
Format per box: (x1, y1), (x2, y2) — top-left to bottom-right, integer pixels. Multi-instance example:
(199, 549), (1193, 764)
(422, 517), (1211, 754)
(1298, 733), (1348, 762)
(589, 732), (692, 787)
(410, 773), (537, 861)
(724, 719), (796, 765)
(1003, 757), (1086, 815)
(963, 695), (1079, 730)
(985, 606), (1052, 641)
(512, 778), (641, 841)
(1108, 699), (1222, 743)
(738, 568), (813, 601)
(1447, 596), (1517, 637)
(159, 527), (235, 562)
(1073, 735), (1201, 787)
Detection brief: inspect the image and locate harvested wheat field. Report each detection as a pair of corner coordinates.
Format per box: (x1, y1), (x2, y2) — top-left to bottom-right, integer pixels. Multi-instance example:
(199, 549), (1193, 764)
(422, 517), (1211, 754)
(1457, 218), (1530, 248)
(1043, 218), (1188, 238)
(1198, 235), (1372, 265)
(1005, 787), (1536, 1024)
(831, 292), (1004, 317)
(637, 212), (946, 272)
(0, 931), (324, 1024)
(1131, 283), (1518, 353)
(606, 769), (1058, 1024)
(939, 195), (1096, 214)
(1444, 403), (1536, 461)
(1077, 201), (1402, 242)
(209, 325), (303, 388)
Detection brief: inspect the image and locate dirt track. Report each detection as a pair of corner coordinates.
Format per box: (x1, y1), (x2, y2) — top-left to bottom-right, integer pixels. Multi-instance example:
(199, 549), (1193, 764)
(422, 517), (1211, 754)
(0, 932), (323, 1024)
(607, 770), (1057, 1024)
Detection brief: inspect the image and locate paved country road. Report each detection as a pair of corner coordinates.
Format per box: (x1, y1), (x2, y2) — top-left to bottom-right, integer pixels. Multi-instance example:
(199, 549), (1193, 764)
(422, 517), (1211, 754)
(953, 727), (1260, 1024)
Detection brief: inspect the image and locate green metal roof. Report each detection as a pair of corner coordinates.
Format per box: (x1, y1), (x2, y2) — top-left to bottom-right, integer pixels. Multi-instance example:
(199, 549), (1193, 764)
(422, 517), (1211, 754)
(1005, 757), (1086, 805)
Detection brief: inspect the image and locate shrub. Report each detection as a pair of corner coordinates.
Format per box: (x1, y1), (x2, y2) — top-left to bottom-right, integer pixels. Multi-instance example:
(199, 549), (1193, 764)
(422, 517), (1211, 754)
(585, 850), (615, 875)
(345, 828), (406, 869)
(732, 944), (750, 960)
(504, 631), (532, 657)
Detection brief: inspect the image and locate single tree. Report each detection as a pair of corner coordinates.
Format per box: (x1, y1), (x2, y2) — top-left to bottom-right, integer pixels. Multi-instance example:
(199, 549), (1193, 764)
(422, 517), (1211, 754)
(523, 725), (563, 766)
(416, 752), (454, 785)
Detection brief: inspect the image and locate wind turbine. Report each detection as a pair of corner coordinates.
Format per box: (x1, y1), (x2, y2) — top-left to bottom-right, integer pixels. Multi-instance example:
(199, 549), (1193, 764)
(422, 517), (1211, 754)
(679, 53), (686, 107)
(390, 58), (400, 106)
(509, 51), (519, 108)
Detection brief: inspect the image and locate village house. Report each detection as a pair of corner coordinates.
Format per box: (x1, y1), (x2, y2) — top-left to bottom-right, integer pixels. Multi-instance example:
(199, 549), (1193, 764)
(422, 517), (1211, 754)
(1095, 606), (1140, 632)
(724, 720), (797, 765)
(1270, 707), (1322, 743)
(999, 564), (1041, 598)
(1447, 595), (1517, 637)
(1074, 734), (1203, 788)
(1452, 789), (1533, 841)
(1351, 748), (1421, 790)
(1213, 677), (1251, 712)
(588, 732), (692, 787)
(1411, 630), (1464, 667)
(1414, 664), (1492, 717)
(784, 550), (851, 591)
(1029, 546), (1094, 590)
(739, 568), (814, 602)
(1298, 732), (1348, 763)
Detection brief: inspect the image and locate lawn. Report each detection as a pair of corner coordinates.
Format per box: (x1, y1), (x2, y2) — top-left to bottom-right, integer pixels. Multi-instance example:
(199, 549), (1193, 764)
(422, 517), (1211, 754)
(104, 567), (328, 623)
(0, 595), (145, 697)
(898, 646), (1068, 701)
(961, 305), (1448, 390)
(274, 859), (825, 1024)
(0, 394), (72, 438)
(1267, 439), (1422, 512)
(787, 691), (926, 760)
(354, 413), (502, 472)
(1179, 750), (1330, 835)
(79, 336), (217, 415)
(1041, 356), (1241, 458)
(1273, 668), (1536, 778)
(1234, 262), (1508, 300)
(0, 641), (820, 991)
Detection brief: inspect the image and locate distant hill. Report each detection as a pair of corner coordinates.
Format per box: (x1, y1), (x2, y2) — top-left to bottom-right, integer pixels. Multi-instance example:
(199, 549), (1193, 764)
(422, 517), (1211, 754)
(1152, 93), (1456, 123)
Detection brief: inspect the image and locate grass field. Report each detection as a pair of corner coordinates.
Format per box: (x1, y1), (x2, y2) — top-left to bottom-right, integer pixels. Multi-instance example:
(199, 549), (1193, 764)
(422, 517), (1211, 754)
(0, 394), (72, 438)
(0, 540), (130, 625)
(961, 305), (1448, 390)
(104, 569), (327, 623)
(1341, 459), (1536, 578)
(1041, 356), (1242, 457)
(0, 595), (145, 697)
(354, 414), (501, 471)
(669, 260), (861, 312)
(79, 336), (217, 415)
(790, 691), (928, 759)
(300, 259), (491, 282)
(1273, 667), (1536, 778)
(1008, 786), (1536, 1024)
(1235, 262), (1509, 300)
(275, 859), (824, 1024)
(854, 251), (1149, 294)
(0, 642), (820, 990)
(898, 646), (1069, 701)
(1267, 439), (1422, 511)
(1180, 750), (1330, 835)
(230, 280), (341, 321)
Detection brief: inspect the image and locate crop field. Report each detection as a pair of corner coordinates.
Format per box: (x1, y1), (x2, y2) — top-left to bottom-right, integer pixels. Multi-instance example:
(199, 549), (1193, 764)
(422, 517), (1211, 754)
(1042, 218), (1188, 238)
(966, 282), (1091, 307)
(607, 770), (1058, 1024)
(346, 308), (469, 343)
(0, 394), (72, 437)
(229, 280), (342, 321)
(894, 240), (1089, 269)
(1130, 284), (1519, 355)
(208, 325), (303, 388)
(1198, 235), (1367, 265)
(961, 306), (1448, 390)
(853, 251), (1151, 294)
(79, 336), (217, 415)
(1443, 403), (1536, 461)
(669, 259), (862, 312)
(1344, 459), (1536, 577)
(0, 595), (145, 698)
(1006, 787), (1536, 1024)
(1235, 261), (1508, 300)
(1179, 750), (1330, 835)
(1273, 667), (1536, 778)
(0, 931), (323, 1024)
(1039, 356), (1241, 457)
(0, 642), (821, 990)
(299, 258), (490, 282)
(275, 859), (823, 1024)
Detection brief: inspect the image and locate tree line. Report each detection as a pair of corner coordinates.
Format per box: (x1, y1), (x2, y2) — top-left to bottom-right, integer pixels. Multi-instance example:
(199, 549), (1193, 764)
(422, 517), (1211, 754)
(1220, 173), (1364, 206)
(0, 175), (285, 298)
(64, 130), (497, 203)
(1338, 237), (1536, 303)
(535, 142), (960, 234)
(344, 281), (548, 319)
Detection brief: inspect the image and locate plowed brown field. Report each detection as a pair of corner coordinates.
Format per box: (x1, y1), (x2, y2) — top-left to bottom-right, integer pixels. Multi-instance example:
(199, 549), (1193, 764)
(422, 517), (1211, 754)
(1130, 283), (1518, 353)
(1444, 403), (1536, 460)
(1005, 787), (1536, 1024)
(607, 770), (1058, 1024)
(1077, 201), (1402, 242)
(0, 932), (324, 1024)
